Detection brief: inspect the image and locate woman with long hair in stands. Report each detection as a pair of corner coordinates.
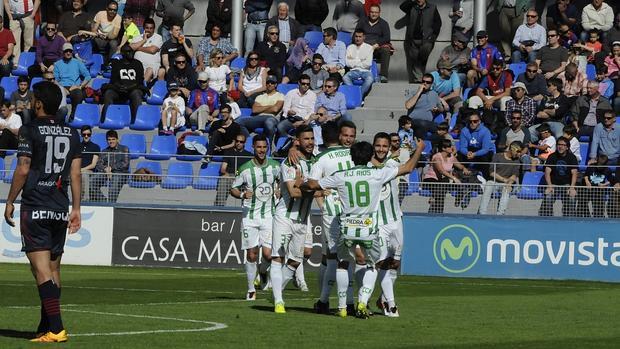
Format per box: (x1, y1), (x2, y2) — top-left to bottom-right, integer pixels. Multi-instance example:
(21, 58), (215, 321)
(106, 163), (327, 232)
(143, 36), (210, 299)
(238, 51), (268, 108)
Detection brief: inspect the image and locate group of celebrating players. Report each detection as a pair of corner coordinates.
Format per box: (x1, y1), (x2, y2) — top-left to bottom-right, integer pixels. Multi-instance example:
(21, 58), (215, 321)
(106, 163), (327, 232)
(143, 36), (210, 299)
(231, 121), (425, 319)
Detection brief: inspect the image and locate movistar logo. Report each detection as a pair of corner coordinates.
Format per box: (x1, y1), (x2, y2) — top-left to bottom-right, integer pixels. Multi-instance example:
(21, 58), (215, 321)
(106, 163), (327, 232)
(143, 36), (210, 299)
(433, 224), (480, 273)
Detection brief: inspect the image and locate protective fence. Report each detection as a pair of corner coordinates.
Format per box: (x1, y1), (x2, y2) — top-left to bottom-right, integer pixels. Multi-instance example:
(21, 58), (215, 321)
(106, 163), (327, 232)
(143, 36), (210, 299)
(0, 153), (618, 219)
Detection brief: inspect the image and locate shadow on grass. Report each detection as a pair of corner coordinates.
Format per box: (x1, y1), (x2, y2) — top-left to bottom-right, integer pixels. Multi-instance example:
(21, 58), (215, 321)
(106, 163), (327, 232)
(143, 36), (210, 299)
(396, 336), (620, 349)
(0, 329), (36, 339)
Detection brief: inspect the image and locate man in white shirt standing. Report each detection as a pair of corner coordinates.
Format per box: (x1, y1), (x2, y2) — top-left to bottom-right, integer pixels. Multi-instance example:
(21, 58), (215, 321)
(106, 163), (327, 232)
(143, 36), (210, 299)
(511, 9), (547, 64)
(4, 0), (39, 64)
(277, 74), (318, 138)
(342, 29), (374, 96)
(130, 18), (163, 84)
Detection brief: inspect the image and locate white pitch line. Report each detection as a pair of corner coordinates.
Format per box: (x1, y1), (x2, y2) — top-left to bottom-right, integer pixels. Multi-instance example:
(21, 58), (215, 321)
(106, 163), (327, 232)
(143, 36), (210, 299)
(6, 297), (316, 309)
(63, 309), (227, 337)
(0, 268), (243, 278)
(0, 283), (234, 294)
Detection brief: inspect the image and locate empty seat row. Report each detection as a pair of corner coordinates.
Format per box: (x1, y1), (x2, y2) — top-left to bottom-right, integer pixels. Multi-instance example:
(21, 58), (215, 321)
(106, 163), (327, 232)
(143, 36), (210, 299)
(70, 104), (161, 130)
(129, 160), (222, 190)
(87, 133), (207, 161)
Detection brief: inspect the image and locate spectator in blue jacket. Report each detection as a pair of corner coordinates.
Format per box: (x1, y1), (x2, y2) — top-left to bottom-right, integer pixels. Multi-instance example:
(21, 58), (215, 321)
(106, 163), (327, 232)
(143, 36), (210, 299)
(458, 109), (493, 177)
(54, 43), (91, 121)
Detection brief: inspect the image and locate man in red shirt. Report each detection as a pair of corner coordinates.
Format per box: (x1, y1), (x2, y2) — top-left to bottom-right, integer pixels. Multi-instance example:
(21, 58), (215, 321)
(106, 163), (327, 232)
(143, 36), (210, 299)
(468, 59), (513, 112)
(0, 13), (16, 78)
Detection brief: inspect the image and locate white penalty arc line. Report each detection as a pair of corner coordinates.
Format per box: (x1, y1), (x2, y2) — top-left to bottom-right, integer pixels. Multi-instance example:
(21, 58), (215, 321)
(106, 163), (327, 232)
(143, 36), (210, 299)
(0, 283), (233, 294)
(63, 309), (228, 337)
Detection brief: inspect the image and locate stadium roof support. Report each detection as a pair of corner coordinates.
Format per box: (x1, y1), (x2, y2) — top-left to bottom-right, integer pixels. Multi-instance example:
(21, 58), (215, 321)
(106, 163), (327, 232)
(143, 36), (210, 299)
(232, 0), (244, 57)
(474, 0), (487, 35)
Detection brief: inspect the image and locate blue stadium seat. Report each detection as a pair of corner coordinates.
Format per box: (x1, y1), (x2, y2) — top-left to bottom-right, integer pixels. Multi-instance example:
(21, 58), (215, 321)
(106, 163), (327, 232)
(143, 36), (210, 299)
(579, 142), (589, 171)
(230, 57), (245, 71)
(177, 135), (208, 161)
(90, 133), (108, 150)
(86, 78), (110, 103)
(462, 87), (472, 100)
(0, 156), (5, 180)
(68, 104), (100, 128)
(145, 135), (176, 160)
(100, 104), (131, 129)
(3, 157), (16, 183)
(422, 140), (432, 155)
(339, 85), (362, 109)
(120, 133), (147, 159)
(129, 161), (162, 188)
(11, 52), (35, 76)
(29, 77), (43, 88)
(240, 108), (252, 116)
(406, 169), (420, 195)
(131, 105), (161, 130)
(277, 83), (298, 95)
(370, 61), (378, 80)
(586, 64), (596, 80)
(509, 63), (527, 78)
(193, 162), (223, 190)
(450, 112), (458, 130)
(337, 31), (352, 46)
(516, 171), (544, 199)
(275, 136), (288, 150)
(244, 135), (254, 153)
(161, 162), (193, 189)
(88, 54), (104, 77)
(433, 114), (445, 124)
(304, 31), (323, 50)
(1, 76), (18, 100)
(147, 80), (167, 105)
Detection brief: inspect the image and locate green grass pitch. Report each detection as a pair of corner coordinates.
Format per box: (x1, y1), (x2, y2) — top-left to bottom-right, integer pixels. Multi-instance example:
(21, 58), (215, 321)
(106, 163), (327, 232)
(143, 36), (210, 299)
(0, 263), (619, 348)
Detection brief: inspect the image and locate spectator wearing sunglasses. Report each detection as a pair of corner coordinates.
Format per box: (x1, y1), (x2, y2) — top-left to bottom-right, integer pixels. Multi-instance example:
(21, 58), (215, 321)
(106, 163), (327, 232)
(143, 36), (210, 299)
(165, 52), (198, 99)
(404, 73), (444, 139)
(588, 110), (620, 165)
(535, 29), (568, 79)
(315, 76), (351, 124)
(54, 42), (91, 121)
(216, 134), (253, 206)
(237, 74), (284, 144)
(28, 23), (65, 78)
(302, 53), (329, 92)
(511, 10), (547, 64)
(90, 0), (122, 62)
(278, 74), (318, 137)
(457, 108), (494, 178)
(256, 25), (287, 82)
(79, 125), (100, 201)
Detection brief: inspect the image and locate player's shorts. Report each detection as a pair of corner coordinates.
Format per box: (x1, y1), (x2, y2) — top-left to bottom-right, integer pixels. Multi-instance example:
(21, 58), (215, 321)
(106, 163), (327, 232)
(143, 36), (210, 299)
(20, 209), (69, 259)
(378, 219), (404, 261)
(271, 214), (308, 263)
(241, 217), (272, 250)
(337, 235), (381, 266)
(321, 214), (341, 255)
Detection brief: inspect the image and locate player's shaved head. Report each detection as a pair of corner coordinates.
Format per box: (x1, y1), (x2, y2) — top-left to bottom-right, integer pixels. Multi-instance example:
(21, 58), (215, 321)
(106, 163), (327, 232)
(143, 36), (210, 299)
(350, 141), (374, 165)
(32, 81), (62, 117)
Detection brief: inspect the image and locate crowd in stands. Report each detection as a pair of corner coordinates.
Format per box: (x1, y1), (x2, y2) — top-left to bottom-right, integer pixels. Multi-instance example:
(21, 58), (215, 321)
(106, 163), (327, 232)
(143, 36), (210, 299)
(0, 0), (617, 216)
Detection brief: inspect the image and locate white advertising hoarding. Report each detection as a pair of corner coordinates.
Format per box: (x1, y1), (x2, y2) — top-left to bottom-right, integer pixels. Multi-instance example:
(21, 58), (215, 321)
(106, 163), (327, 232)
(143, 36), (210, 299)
(0, 204), (113, 266)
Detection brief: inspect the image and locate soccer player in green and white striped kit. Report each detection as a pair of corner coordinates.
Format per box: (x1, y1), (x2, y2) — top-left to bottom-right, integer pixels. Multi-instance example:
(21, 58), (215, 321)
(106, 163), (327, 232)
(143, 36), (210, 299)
(370, 132), (406, 317)
(302, 138), (424, 318)
(270, 126), (319, 313)
(230, 134), (281, 301)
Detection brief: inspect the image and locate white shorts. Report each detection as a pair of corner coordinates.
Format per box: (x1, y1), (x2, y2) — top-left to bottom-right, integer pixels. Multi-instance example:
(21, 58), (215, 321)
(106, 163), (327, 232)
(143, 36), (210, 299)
(337, 236), (381, 266)
(165, 112), (186, 128)
(321, 214), (341, 255)
(377, 219), (404, 261)
(271, 214), (307, 263)
(241, 217), (272, 250)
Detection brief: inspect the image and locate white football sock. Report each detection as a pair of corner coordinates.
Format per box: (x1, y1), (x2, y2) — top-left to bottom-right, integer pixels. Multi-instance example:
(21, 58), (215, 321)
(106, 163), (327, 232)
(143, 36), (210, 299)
(355, 263), (366, 288)
(245, 262), (257, 293)
(295, 259), (306, 284)
(281, 263), (296, 290)
(270, 261), (283, 303)
(378, 269), (395, 308)
(320, 259), (337, 303)
(358, 267), (377, 305)
(336, 268), (349, 310)
(389, 268), (398, 286)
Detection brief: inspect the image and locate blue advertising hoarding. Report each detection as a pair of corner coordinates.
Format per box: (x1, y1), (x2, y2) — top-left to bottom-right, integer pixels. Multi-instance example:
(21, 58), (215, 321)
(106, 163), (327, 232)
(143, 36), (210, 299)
(401, 215), (620, 283)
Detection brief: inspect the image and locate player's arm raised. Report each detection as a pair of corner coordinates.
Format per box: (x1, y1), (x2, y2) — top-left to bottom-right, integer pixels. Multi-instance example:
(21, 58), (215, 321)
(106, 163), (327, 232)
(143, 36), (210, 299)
(68, 156), (82, 234)
(396, 138), (426, 177)
(4, 156), (31, 227)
